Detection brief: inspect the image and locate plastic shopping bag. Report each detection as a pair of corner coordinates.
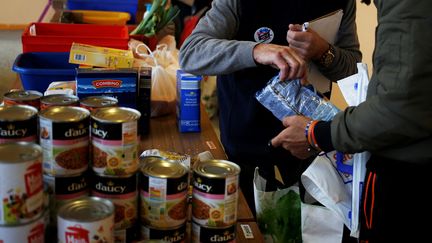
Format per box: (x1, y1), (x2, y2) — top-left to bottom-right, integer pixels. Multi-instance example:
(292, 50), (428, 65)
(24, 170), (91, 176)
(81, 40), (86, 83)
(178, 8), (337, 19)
(254, 168), (344, 243)
(130, 37), (179, 117)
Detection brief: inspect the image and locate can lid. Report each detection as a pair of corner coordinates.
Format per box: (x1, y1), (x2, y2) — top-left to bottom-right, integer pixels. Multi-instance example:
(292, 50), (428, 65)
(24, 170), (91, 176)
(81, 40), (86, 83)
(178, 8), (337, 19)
(39, 106), (90, 122)
(80, 95), (118, 108)
(193, 160), (241, 178)
(41, 94), (79, 105)
(141, 157), (188, 178)
(58, 197), (114, 222)
(0, 142), (42, 163)
(4, 90), (43, 100)
(91, 107), (141, 123)
(0, 105), (38, 121)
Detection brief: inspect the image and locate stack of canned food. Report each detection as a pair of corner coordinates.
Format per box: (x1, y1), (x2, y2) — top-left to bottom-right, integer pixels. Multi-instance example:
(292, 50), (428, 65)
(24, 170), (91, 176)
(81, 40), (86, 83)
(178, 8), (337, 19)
(191, 160), (240, 243)
(1, 89), (242, 242)
(139, 156), (190, 242)
(0, 142), (47, 242)
(89, 106), (141, 242)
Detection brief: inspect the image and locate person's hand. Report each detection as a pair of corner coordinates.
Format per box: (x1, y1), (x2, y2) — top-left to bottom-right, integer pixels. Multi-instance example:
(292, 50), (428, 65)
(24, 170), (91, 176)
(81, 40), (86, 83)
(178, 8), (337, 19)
(253, 43), (307, 81)
(270, 115), (315, 159)
(287, 24), (329, 62)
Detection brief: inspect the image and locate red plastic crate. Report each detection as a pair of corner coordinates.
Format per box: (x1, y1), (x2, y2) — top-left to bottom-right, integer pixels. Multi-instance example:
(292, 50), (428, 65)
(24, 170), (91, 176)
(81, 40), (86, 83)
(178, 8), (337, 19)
(22, 22), (130, 53)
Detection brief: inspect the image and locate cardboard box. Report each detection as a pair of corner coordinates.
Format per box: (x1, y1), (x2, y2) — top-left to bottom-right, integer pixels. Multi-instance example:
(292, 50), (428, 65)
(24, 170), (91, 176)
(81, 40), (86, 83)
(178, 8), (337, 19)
(76, 68), (137, 108)
(69, 42), (134, 68)
(137, 67), (151, 135)
(176, 70), (202, 133)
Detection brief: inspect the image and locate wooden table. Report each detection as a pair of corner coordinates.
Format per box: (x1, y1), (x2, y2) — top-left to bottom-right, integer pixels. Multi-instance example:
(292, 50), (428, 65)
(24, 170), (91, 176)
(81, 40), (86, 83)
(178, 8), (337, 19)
(140, 105), (261, 241)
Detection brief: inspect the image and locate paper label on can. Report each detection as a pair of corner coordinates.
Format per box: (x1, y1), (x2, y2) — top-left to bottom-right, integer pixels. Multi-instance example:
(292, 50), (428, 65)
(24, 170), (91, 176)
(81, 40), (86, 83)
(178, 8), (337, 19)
(58, 214), (114, 243)
(40, 117), (89, 176)
(0, 214), (45, 243)
(0, 162), (44, 224)
(91, 120), (138, 175)
(140, 175), (188, 228)
(192, 174), (239, 227)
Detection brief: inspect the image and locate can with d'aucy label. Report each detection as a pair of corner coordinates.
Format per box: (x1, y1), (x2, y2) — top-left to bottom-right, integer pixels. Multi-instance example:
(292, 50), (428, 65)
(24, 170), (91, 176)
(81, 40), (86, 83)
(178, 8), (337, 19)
(43, 172), (89, 226)
(57, 197), (114, 243)
(192, 160), (240, 228)
(91, 107), (140, 176)
(191, 221), (236, 243)
(140, 223), (186, 243)
(0, 142), (44, 225)
(0, 105), (38, 144)
(40, 94), (79, 110)
(90, 172), (138, 231)
(140, 157), (189, 228)
(79, 95), (118, 112)
(0, 211), (46, 243)
(3, 89), (43, 109)
(39, 106), (90, 176)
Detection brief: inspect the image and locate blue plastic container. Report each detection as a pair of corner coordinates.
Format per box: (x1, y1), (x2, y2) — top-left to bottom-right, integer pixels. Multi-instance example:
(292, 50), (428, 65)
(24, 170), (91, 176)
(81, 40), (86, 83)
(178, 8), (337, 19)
(12, 52), (78, 93)
(67, 0), (139, 24)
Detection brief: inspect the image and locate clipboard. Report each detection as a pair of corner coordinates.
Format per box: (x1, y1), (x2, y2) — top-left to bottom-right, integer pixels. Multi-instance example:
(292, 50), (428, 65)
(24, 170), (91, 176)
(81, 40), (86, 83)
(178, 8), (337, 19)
(306, 9), (344, 93)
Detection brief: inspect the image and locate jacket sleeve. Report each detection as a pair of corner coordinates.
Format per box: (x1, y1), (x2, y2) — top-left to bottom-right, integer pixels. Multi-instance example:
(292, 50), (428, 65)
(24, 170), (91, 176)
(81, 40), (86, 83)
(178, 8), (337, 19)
(179, 0), (258, 75)
(331, 7), (432, 156)
(317, 0), (362, 81)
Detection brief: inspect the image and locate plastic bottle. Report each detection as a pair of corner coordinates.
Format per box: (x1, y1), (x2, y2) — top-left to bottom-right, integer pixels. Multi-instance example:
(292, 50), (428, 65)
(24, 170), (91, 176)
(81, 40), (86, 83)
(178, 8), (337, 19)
(143, 3), (152, 19)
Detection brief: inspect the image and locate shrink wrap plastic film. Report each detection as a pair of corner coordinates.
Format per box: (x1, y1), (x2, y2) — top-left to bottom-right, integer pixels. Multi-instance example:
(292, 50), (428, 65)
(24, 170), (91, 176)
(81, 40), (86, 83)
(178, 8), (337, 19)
(255, 75), (339, 121)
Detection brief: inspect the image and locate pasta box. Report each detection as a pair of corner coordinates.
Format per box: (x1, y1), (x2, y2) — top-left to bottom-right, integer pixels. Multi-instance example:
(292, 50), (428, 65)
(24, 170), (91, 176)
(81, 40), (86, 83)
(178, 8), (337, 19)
(76, 68), (137, 108)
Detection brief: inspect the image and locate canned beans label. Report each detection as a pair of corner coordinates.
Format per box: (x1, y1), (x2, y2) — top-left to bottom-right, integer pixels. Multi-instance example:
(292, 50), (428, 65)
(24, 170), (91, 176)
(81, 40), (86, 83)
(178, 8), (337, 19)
(192, 174), (239, 227)
(140, 174), (189, 228)
(0, 162), (44, 224)
(91, 174), (138, 230)
(91, 120), (139, 175)
(40, 117), (89, 176)
(0, 214), (45, 243)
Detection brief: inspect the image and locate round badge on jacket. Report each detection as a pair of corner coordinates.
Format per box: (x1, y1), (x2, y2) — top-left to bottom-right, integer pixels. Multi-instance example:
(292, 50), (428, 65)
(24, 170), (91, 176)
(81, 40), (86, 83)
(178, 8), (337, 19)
(254, 27), (274, 43)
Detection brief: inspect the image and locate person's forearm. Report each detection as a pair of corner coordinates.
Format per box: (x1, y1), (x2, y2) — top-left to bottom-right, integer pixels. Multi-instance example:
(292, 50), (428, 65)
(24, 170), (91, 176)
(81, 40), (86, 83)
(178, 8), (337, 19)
(318, 0), (362, 80)
(179, 0), (257, 75)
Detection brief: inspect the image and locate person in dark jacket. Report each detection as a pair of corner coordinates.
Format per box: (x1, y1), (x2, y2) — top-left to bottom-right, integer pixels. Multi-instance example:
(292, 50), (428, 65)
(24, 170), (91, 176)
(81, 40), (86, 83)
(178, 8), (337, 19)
(271, 0), (432, 241)
(179, 0), (361, 215)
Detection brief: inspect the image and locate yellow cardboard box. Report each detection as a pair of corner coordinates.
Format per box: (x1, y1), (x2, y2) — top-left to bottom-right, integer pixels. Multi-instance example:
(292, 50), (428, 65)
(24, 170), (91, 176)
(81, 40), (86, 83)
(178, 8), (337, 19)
(69, 42), (134, 68)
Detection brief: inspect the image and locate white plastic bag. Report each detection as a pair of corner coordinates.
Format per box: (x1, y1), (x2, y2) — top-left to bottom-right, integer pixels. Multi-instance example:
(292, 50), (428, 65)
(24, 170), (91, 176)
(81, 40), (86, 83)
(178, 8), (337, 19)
(130, 37), (179, 117)
(254, 167), (344, 243)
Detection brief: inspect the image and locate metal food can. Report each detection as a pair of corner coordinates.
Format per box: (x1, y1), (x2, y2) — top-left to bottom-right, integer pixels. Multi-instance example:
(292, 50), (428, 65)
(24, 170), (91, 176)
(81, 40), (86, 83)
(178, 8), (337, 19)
(3, 90), (43, 109)
(140, 223), (186, 243)
(90, 172), (138, 230)
(191, 220), (236, 243)
(192, 160), (240, 227)
(43, 172), (89, 226)
(0, 211), (46, 243)
(79, 95), (118, 112)
(57, 196), (114, 243)
(0, 142), (44, 225)
(140, 157), (189, 228)
(91, 107), (141, 176)
(39, 106), (90, 176)
(114, 224), (138, 243)
(40, 94), (79, 110)
(0, 105), (38, 144)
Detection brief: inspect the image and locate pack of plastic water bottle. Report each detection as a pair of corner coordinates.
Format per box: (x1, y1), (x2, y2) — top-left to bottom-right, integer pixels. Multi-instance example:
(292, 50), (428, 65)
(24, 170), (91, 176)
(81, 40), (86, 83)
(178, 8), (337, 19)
(255, 75), (339, 121)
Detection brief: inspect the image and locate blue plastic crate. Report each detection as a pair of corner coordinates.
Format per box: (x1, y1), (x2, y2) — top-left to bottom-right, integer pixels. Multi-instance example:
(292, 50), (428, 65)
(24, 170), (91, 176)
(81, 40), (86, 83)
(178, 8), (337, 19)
(67, 0), (139, 24)
(12, 52), (78, 93)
